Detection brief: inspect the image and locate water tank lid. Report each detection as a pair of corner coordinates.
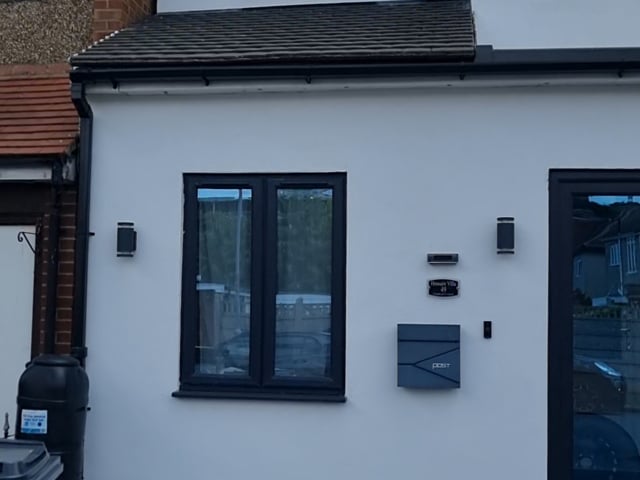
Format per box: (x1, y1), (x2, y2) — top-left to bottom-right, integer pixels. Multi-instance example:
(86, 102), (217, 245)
(32, 354), (80, 367)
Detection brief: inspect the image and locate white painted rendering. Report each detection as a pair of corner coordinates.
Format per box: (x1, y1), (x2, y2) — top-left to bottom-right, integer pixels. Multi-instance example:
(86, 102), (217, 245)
(156, 0), (640, 49)
(473, 0), (640, 48)
(84, 82), (640, 480)
(0, 225), (35, 428)
(0, 160), (73, 183)
(0, 165), (51, 182)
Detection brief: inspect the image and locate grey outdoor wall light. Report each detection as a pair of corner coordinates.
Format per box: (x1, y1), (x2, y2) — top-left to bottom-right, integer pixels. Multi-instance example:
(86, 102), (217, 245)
(117, 222), (137, 257)
(497, 217), (515, 254)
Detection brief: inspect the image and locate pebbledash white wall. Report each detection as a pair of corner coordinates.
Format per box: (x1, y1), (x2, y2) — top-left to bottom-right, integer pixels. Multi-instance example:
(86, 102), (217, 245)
(157, 0), (640, 49)
(84, 83), (640, 480)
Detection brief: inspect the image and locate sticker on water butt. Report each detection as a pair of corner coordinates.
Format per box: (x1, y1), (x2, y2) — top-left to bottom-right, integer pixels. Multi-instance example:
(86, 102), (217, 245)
(21, 409), (47, 434)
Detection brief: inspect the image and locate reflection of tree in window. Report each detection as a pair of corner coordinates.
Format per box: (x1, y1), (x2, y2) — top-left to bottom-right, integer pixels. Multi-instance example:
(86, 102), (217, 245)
(277, 189), (332, 295)
(198, 192), (252, 292)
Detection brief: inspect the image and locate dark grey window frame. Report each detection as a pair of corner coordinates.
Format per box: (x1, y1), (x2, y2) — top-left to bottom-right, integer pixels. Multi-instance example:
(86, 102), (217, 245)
(174, 173), (346, 402)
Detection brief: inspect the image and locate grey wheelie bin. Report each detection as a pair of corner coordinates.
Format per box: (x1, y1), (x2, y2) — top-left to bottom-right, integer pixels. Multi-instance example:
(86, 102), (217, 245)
(0, 439), (62, 480)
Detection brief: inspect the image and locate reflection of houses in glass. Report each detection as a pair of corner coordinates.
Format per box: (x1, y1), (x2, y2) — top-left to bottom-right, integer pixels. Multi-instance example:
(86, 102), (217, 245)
(574, 201), (640, 306)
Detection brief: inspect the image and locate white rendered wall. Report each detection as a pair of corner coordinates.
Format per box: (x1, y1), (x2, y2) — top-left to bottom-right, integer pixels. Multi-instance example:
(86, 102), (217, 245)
(85, 84), (640, 480)
(156, 0), (640, 49)
(0, 225), (35, 425)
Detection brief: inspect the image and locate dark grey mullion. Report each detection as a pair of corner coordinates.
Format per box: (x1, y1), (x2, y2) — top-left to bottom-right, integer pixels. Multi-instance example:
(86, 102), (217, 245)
(330, 174), (347, 388)
(250, 178), (266, 385)
(179, 176), (200, 383)
(261, 177), (279, 385)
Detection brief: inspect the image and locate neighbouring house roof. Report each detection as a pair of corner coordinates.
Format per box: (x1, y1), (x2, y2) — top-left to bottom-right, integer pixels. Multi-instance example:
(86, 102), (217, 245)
(0, 64), (78, 157)
(70, 0), (475, 68)
(574, 203), (640, 256)
(589, 204), (640, 242)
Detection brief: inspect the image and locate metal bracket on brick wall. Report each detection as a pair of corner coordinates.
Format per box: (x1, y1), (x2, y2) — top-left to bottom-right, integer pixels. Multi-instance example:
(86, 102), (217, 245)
(17, 231), (36, 254)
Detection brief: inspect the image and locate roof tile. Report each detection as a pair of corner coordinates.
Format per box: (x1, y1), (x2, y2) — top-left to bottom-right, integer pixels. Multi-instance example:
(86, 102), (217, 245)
(0, 72), (78, 157)
(71, 1), (475, 68)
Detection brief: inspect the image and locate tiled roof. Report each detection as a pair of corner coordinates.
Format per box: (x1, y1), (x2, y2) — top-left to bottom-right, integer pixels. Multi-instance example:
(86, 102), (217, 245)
(71, 0), (475, 68)
(0, 65), (78, 157)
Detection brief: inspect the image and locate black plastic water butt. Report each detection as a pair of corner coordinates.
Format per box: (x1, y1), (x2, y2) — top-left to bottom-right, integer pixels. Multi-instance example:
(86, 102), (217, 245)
(15, 355), (89, 480)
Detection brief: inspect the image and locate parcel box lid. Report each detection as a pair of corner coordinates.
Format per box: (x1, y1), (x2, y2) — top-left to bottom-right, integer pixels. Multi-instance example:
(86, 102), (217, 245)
(397, 324), (460, 342)
(0, 439), (62, 480)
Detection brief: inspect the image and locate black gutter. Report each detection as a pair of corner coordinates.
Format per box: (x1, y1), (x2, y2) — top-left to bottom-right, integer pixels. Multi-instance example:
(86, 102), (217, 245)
(44, 158), (63, 354)
(70, 46), (640, 83)
(70, 83), (93, 366)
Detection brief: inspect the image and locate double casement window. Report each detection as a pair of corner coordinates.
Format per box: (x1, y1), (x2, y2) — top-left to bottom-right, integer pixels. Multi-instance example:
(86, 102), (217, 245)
(177, 173), (346, 401)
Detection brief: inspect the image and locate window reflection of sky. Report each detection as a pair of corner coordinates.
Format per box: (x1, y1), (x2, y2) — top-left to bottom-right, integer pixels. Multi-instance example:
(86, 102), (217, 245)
(198, 188), (252, 200)
(196, 188), (332, 200)
(589, 196), (640, 205)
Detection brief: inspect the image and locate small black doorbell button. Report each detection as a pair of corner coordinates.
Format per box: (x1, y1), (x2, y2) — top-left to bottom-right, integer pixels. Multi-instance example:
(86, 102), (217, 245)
(483, 321), (492, 339)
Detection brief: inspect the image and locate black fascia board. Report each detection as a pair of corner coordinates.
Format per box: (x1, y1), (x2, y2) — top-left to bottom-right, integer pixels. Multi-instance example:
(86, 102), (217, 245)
(0, 154), (57, 165)
(70, 45), (640, 84)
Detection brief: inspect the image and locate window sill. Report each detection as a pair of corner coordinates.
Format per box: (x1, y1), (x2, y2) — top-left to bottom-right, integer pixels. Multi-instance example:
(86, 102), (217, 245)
(172, 389), (347, 403)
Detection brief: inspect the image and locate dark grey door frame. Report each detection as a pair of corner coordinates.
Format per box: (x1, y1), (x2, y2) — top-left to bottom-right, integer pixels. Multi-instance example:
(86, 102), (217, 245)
(548, 169), (640, 479)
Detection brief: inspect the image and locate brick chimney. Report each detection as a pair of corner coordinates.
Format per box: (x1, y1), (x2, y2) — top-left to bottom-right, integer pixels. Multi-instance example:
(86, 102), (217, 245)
(92, 0), (156, 42)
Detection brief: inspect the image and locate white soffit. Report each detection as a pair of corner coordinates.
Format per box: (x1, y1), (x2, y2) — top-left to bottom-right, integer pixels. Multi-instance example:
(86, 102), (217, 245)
(0, 165), (52, 182)
(84, 72), (640, 97)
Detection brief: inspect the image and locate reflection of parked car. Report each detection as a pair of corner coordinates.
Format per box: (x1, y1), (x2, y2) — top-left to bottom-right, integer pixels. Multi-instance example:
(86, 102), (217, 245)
(574, 355), (626, 413)
(205, 331), (331, 377)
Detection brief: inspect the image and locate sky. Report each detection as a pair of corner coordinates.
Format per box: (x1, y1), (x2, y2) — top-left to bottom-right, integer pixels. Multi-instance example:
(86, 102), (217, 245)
(589, 196), (640, 205)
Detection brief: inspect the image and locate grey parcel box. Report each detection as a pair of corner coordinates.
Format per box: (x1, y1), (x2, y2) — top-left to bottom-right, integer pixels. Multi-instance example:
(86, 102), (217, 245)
(397, 324), (460, 389)
(0, 439), (62, 480)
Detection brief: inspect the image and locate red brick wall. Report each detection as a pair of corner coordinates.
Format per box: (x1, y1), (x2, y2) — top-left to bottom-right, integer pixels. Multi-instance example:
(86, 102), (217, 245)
(92, 0), (156, 42)
(35, 188), (77, 355)
(56, 189), (77, 354)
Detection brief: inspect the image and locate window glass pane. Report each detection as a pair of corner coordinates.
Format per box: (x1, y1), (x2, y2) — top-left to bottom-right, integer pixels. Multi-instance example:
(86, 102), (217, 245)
(573, 195), (640, 479)
(274, 188), (332, 379)
(196, 188), (252, 376)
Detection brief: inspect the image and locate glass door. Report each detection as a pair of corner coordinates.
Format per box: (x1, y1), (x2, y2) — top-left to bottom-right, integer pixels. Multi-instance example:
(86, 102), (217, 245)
(550, 171), (640, 480)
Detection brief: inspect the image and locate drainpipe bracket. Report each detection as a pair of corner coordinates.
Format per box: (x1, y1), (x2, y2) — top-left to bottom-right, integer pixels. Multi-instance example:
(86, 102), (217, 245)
(71, 346), (88, 361)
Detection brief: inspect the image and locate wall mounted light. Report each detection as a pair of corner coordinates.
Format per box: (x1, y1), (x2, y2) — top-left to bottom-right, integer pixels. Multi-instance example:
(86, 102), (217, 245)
(497, 217), (515, 254)
(117, 222), (137, 257)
